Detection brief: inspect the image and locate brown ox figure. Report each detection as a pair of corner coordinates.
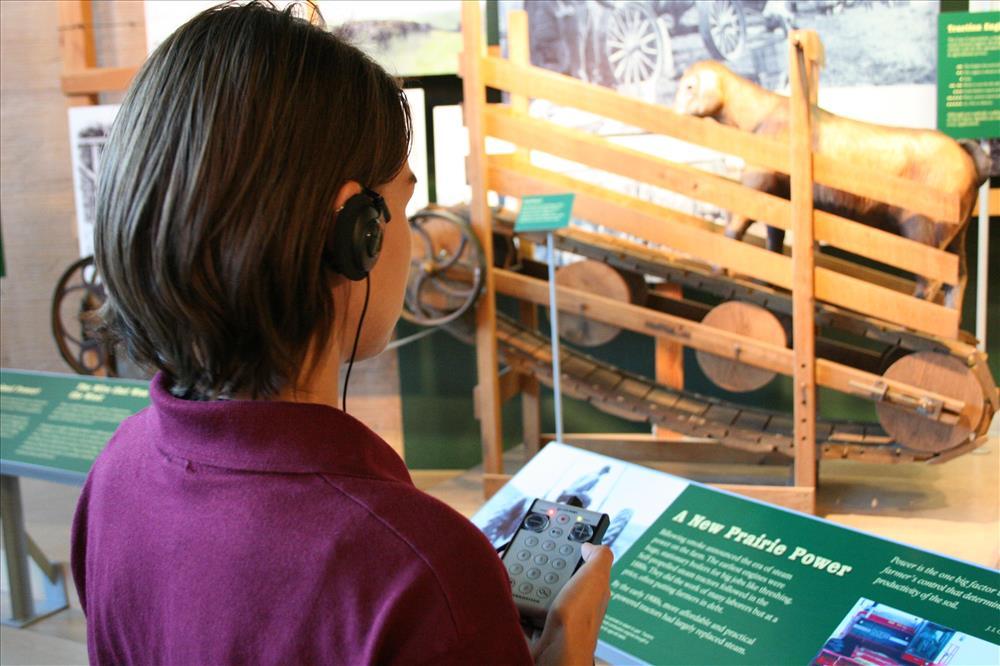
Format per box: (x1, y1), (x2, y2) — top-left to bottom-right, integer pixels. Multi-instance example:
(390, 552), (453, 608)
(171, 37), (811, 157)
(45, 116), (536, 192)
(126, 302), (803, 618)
(673, 60), (990, 312)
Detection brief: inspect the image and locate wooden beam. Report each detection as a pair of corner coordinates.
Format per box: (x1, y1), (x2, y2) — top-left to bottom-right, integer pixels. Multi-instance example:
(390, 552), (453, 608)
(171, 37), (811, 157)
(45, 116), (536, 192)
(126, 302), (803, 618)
(715, 485), (815, 513)
(506, 10), (542, 460)
(654, 283), (684, 440)
(479, 55), (961, 224)
(493, 269), (974, 428)
(61, 65), (138, 96)
(789, 31), (819, 499)
(461, 1), (504, 477)
(484, 472), (816, 513)
(487, 158), (961, 338)
(540, 433), (790, 465)
(974, 187), (1000, 217)
(58, 1), (98, 105)
(484, 106), (958, 285)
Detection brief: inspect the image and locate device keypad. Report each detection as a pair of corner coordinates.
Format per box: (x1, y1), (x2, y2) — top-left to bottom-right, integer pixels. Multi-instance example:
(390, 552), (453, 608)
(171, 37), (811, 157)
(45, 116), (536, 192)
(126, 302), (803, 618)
(502, 499), (609, 625)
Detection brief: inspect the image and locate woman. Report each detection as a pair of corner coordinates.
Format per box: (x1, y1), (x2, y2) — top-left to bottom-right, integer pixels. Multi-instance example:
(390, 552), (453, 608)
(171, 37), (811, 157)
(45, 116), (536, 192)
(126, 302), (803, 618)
(71, 2), (612, 664)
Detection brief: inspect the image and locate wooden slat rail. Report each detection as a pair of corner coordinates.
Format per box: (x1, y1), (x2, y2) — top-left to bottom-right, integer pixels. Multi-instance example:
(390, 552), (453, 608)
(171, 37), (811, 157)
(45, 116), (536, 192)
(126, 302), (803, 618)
(58, 0), (99, 106)
(462, 1), (505, 477)
(789, 31), (819, 501)
(480, 55), (962, 224)
(487, 156), (961, 339)
(484, 105), (958, 286)
(62, 65), (138, 96)
(493, 269), (975, 429)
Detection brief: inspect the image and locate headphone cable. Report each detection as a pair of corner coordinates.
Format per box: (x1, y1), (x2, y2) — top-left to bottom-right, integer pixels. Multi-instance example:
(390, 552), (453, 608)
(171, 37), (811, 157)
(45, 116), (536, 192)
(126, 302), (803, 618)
(342, 273), (371, 413)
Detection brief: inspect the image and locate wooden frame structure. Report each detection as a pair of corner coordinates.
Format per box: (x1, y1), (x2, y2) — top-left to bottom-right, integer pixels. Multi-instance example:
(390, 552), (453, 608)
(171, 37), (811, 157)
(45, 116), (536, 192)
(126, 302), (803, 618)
(460, 4), (990, 513)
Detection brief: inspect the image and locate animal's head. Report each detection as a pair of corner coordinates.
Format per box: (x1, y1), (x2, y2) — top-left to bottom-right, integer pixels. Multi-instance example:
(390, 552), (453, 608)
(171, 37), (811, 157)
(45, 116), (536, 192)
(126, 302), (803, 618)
(673, 61), (726, 118)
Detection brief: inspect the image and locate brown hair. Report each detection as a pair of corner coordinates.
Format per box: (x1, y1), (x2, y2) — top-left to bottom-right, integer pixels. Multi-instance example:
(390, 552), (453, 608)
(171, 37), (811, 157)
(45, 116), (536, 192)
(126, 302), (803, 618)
(95, 1), (411, 399)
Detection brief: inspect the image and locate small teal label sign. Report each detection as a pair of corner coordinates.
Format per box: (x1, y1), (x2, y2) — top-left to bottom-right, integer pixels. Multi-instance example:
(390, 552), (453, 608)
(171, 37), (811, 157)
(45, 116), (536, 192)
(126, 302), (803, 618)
(514, 193), (575, 233)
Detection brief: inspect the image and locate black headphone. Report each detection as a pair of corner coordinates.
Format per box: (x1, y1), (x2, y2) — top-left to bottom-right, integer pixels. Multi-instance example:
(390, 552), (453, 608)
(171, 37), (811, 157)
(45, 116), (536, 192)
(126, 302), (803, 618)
(325, 186), (391, 281)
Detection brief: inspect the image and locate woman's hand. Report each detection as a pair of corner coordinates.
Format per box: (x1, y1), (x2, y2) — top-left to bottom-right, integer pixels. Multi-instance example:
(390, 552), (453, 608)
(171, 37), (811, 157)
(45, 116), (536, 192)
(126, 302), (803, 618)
(531, 543), (614, 666)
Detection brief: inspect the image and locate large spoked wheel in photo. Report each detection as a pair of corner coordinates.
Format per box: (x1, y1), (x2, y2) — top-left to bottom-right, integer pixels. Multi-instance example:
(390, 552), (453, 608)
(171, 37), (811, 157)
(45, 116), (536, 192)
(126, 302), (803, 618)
(51, 255), (116, 376)
(698, 0), (748, 62)
(402, 207), (486, 331)
(605, 2), (664, 86)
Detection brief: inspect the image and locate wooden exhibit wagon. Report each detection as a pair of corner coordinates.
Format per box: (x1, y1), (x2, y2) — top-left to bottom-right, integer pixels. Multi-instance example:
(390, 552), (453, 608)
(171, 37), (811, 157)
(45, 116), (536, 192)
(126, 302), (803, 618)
(458, 4), (997, 514)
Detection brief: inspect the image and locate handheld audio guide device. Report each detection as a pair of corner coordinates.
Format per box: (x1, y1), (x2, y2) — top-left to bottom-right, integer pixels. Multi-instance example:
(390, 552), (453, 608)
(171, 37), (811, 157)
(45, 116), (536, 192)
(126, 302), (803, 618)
(501, 498), (610, 627)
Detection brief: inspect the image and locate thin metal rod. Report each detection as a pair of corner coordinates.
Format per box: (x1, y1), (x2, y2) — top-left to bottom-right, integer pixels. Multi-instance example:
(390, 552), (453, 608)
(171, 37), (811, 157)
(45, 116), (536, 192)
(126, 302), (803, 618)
(1, 475), (35, 621)
(546, 232), (564, 443)
(976, 180), (989, 352)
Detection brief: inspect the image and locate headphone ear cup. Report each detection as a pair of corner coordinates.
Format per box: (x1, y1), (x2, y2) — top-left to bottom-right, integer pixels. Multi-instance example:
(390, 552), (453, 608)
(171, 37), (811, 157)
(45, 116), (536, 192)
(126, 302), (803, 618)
(327, 192), (383, 281)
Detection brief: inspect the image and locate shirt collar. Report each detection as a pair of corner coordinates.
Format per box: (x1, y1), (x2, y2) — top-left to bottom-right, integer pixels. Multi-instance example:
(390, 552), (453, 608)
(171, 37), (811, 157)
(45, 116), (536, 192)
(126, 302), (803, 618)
(147, 372), (412, 484)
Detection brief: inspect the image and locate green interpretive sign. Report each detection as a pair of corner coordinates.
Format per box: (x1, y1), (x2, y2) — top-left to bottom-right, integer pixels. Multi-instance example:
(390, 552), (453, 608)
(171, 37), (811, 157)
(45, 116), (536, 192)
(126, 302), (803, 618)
(0, 369), (149, 483)
(471, 443), (1000, 666)
(601, 484), (1000, 665)
(937, 11), (1000, 139)
(514, 193), (575, 233)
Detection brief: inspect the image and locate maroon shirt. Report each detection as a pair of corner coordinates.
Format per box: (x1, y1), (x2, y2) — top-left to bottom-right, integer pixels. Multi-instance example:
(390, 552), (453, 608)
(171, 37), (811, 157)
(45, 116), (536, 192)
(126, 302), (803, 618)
(71, 373), (532, 665)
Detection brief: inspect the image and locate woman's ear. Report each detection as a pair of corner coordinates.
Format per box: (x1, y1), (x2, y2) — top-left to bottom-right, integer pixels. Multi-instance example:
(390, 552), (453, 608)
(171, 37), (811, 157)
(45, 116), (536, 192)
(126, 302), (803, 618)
(333, 180), (363, 215)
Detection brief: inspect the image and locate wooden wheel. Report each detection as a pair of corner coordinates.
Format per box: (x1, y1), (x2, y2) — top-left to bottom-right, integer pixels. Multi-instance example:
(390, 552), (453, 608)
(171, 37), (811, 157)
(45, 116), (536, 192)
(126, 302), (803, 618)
(696, 301), (786, 392)
(402, 207), (485, 328)
(51, 255), (117, 376)
(876, 351), (986, 453)
(697, 0), (748, 61)
(551, 260), (646, 347)
(605, 2), (664, 86)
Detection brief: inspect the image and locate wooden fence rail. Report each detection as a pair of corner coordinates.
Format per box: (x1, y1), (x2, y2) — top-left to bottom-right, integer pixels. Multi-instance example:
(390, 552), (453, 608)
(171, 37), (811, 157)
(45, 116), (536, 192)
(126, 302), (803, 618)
(479, 55), (963, 225)
(486, 156), (961, 339)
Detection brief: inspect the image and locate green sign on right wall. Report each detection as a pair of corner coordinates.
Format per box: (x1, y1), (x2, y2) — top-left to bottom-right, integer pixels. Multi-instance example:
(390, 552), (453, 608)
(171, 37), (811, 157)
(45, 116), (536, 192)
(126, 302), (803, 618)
(937, 11), (1000, 139)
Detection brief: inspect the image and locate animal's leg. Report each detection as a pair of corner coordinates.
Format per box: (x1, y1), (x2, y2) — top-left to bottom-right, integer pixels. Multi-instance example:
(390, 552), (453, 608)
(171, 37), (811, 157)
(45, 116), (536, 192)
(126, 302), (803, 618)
(713, 215), (755, 275)
(766, 226), (786, 253)
(943, 224), (968, 313)
(724, 215), (753, 241)
(899, 212), (937, 300)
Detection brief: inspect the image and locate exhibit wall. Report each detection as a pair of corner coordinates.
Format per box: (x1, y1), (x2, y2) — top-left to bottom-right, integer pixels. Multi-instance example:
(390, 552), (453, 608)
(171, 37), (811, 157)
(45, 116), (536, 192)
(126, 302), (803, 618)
(0, 1), (144, 374)
(0, 0), (405, 455)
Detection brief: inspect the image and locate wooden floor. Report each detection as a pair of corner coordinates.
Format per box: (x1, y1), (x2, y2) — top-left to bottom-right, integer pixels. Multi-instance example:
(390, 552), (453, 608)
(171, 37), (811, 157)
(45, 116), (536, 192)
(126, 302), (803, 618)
(2, 423), (996, 665)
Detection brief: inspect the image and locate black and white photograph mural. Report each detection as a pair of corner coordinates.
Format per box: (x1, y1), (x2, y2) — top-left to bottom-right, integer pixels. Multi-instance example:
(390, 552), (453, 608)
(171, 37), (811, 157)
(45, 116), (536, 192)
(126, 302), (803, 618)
(68, 104), (120, 258)
(472, 443), (688, 561)
(497, 1), (943, 239)
(510, 0), (936, 103)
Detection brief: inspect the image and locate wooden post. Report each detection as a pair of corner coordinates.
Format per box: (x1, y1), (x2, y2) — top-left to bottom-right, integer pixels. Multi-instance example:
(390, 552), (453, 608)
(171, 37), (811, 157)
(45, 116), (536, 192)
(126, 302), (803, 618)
(461, 1), (504, 478)
(789, 31), (821, 507)
(58, 0), (98, 107)
(653, 283), (685, 440)
(507, 10), (542, 458)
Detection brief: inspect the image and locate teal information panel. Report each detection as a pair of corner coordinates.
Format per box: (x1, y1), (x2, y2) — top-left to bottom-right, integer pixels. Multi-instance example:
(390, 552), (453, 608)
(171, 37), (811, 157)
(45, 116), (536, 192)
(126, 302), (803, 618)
(514, 193), (575, 232)
(938, 11), (1000, 139)
(471, 443), (1000, 666)
(1, 369), (149, 482)
(602, 485), (999, 665)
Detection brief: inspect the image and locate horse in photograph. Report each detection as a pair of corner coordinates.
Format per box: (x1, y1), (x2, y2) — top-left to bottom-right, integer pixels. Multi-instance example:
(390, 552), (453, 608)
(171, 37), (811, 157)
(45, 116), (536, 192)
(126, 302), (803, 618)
(673, 60), (990, 312)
